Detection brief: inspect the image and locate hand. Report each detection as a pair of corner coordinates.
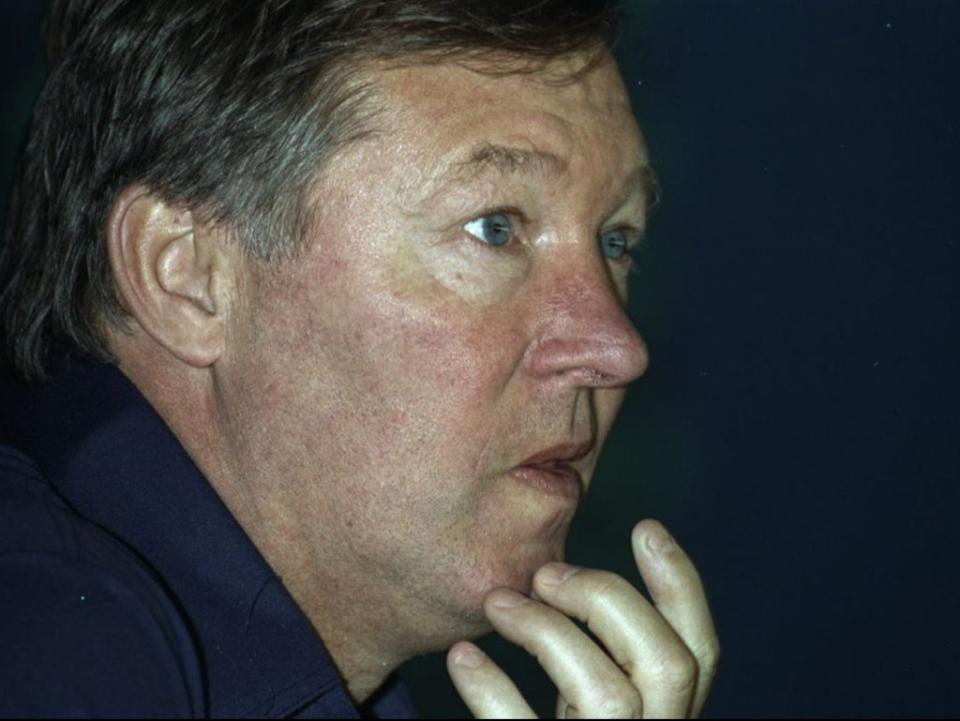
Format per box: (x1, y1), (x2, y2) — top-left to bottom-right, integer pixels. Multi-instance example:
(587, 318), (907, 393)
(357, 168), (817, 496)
(446, 519), (719, 718)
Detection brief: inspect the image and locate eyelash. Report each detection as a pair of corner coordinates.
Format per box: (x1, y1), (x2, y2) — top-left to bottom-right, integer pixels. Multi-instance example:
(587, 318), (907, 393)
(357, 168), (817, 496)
(462, 208), (526, 249)
(462, 209), (643, 268)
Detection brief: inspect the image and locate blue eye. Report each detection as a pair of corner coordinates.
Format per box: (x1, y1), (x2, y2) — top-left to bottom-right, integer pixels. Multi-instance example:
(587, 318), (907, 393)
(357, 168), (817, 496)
(599, 228), (629, 260)
(464, 212), (512, 247)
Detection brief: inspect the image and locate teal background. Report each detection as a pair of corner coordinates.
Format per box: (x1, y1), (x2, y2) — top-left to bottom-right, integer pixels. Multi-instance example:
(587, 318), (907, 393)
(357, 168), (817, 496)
(3, 2), (959, 717)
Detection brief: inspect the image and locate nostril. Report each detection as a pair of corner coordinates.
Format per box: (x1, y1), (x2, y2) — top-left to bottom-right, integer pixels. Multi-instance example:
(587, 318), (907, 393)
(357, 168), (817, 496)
(550, 366), (614, 387)
(583, 368), (611, 386)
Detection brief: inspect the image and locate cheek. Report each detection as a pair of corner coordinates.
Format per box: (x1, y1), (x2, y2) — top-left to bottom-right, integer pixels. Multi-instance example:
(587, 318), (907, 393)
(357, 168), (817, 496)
(338, 290), (534, 510)
(242, 258), (578, 606)
(357, 263), (527, 410)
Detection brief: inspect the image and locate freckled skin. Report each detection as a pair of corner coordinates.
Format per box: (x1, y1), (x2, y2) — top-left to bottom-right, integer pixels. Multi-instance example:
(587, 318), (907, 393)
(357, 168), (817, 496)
(210, 51), (651, 699)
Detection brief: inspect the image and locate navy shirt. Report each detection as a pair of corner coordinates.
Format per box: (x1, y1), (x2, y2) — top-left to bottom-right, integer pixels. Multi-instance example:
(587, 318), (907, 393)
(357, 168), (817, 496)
(0, 362), (418, 718)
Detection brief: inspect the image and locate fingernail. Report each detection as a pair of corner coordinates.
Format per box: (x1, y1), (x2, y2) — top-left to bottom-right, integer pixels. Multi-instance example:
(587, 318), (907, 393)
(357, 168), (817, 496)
(452, 644), (485, 669)
(491, 590), (529, 608)
(647, 527), (676, 555)
(538, 562), (580, 586)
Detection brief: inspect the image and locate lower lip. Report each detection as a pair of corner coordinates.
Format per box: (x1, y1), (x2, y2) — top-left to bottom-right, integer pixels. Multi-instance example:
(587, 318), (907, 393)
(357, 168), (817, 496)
(510, 465), (583, 501)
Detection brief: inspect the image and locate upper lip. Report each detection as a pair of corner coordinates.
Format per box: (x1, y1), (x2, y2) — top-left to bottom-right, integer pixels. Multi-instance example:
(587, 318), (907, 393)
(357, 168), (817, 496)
(518, 440), (594, 468)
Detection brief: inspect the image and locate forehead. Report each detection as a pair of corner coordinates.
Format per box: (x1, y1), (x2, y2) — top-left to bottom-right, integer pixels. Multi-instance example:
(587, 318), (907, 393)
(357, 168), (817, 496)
(359, 52), (648, 200)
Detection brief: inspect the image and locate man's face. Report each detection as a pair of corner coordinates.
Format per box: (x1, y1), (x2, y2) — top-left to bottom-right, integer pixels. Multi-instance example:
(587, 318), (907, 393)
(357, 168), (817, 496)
(224, 51), (651, 648)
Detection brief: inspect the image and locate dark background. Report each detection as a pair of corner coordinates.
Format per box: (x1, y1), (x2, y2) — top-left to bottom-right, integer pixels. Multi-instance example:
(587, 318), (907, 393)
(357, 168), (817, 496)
(3, 1), (958, 717)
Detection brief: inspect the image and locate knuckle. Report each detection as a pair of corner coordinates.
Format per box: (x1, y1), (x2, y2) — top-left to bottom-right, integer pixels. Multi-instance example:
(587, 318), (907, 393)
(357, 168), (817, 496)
(597, 700), (643, 719)
(652, 651), (698, 695)
(696, 636), (722, 679)
(589, 571), (633, 607)
(654, 560), (704, 600)
(592, 688), (643, 719)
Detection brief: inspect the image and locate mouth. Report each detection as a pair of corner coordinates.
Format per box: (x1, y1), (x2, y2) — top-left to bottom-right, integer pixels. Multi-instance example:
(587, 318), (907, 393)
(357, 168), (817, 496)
(509, 441), (593, 501)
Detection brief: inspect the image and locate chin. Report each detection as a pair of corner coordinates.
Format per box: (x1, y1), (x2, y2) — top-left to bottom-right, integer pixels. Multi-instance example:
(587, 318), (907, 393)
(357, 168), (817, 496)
(405, 551), (564, 654)
(474, 541), (565, 603)
(403, 595), (493, 655)
(404, 535), (568, 651)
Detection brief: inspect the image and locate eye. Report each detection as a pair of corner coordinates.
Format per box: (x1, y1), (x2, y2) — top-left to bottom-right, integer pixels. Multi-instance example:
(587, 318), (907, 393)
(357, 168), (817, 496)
(598, 228), (630, 260)
(463, 211), (513, 247)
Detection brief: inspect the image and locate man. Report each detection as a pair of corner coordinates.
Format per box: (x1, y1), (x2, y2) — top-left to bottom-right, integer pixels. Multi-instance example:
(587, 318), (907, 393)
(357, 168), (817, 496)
(0, 1), (719, 717)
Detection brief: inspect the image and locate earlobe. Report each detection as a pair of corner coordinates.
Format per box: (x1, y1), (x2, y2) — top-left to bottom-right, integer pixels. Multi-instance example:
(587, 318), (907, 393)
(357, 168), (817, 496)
(107, 185), (232, 368)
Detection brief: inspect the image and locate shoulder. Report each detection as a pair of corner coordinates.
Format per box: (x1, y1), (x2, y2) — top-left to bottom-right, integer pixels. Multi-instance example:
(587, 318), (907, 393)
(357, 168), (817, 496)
(0, 446), (204, 718)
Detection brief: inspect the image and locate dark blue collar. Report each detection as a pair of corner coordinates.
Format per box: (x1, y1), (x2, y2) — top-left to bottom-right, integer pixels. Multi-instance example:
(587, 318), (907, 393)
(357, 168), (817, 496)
(1, 362), (416, 718)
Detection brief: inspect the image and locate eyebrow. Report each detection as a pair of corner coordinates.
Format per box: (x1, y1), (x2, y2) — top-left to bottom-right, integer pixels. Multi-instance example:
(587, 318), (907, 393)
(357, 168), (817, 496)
(606, 163), (662, 219)
(453, 143), (568, 179)
(421, 141), (661, 215)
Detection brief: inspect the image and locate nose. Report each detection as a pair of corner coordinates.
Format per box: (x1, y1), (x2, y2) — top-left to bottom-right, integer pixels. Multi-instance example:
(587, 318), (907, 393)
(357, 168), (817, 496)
(522, 255), (650, 388)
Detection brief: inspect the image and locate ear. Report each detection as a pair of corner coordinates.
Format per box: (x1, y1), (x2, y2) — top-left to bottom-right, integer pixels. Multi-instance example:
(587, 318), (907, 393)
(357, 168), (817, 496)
(107, 185), (239, 367)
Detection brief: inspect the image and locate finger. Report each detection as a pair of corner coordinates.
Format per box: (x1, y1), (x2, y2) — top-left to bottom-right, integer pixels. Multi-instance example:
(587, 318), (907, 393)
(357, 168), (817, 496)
(531, 563), (696, 719)
(483, 589), (643, 719)
(632, 520), (720, 718)
(447, 641), (538, 719)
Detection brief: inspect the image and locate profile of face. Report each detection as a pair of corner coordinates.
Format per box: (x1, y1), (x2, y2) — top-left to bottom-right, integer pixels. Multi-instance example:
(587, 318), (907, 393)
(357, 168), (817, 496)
(221, 51), (652, 651)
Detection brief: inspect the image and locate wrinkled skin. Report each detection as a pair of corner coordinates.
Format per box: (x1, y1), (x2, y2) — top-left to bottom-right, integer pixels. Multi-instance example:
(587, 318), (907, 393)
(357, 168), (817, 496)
(186, 51), (717, 714)
(222, 51), (646, 644)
